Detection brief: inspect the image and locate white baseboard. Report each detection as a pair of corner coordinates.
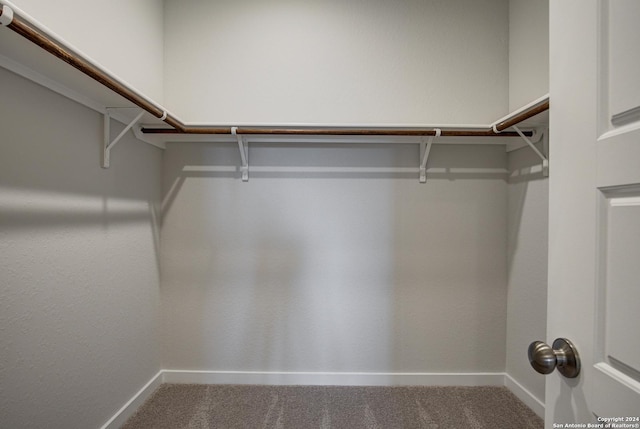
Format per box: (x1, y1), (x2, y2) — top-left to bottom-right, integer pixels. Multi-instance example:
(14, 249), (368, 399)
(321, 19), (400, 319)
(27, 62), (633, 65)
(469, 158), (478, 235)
(100, 370), (164, 429)
(100, 370), (544, 426)
(504, 373), (545, 419)
(162, 370), (505, 387)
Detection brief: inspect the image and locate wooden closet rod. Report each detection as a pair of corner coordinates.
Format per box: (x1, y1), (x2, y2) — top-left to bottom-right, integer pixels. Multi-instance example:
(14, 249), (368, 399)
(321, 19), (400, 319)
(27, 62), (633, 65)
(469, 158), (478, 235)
(0, 6), (191, 132)
(0, 5), (546, 138)
(140, 127), (535, 137)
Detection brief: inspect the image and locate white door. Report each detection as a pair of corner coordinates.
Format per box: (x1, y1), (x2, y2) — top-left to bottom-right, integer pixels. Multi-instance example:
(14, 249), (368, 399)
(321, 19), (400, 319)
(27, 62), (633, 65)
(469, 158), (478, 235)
(547, 0), (640, 426)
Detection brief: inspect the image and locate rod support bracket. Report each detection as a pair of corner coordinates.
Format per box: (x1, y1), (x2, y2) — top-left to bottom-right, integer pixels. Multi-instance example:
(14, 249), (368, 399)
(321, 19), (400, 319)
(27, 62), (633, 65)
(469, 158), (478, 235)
(419, 128), (441, 183)
(419, 166), (426, 183)
(232, 127), (249, 182)
(241, 160), (249, 182)
(103, 108), (145, 169)
(512, 125), (549, 177)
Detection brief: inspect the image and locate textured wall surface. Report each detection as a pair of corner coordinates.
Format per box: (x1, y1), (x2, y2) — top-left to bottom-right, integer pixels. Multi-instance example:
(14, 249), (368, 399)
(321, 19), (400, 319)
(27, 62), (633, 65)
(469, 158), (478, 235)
(0, 68), (163, 428)
(509, 0), (549, 110)
(9, 0), (165, 103)
(161, 142), (508, 374)
(163, 0), (509, 125)
(506, 145), (548, 403)
(505, 0), (549, 405)
(0, 1), (551, 422)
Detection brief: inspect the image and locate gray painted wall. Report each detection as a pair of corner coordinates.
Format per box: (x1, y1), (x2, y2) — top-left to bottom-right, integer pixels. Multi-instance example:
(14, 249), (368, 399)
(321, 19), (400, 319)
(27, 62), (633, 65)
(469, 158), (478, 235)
(163, 0), (509, 125)
(509, 0), (549, 110)
(160, 0), (513, 376)
(506, 0), (549, 405)
(161, 143), (508, 373)
(506, 145), (548, 403)
(0, 68), (163, 428)
(12, 0), (165, 103)
(0, 1), (551, 423)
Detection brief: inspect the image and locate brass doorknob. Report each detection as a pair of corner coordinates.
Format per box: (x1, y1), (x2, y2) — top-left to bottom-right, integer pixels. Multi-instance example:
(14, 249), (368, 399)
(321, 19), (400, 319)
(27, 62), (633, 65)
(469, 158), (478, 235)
(528, 338), (580, 378)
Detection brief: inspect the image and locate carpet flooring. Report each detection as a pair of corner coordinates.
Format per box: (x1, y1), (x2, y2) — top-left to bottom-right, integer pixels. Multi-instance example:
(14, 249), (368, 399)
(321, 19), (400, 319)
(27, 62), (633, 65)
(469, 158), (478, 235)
(121, 384), (542, 429)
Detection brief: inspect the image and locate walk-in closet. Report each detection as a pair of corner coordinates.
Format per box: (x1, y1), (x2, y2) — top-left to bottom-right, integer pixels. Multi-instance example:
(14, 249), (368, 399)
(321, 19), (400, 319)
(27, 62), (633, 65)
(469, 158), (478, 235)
(2, 0), (639, 427)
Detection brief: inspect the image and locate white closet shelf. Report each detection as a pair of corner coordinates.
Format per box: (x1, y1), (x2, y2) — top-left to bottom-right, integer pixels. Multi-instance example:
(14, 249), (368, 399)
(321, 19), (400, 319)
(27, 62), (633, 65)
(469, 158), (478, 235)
(0, 2), (549, 172)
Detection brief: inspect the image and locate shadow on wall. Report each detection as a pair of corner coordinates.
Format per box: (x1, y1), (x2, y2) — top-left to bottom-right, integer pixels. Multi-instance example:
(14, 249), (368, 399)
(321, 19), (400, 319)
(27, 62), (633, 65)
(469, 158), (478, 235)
(387, 146), (509, 372)
(553, 378), (590, 425)
(1, 192), (159, 229)
(0, 68), (164, 428)
(161, 142), (509, 216)
(201, 231), (310, 370)
(160, 141), (511, 373)
(0, 114), (164, 273)
(506, 142), (548, 277)
(507, 139), (549, 305)
(505, 141), (549, 403)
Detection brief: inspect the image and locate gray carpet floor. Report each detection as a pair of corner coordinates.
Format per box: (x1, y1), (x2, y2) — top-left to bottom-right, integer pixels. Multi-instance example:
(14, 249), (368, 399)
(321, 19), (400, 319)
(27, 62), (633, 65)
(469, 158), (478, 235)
(121, 384), (542, 429)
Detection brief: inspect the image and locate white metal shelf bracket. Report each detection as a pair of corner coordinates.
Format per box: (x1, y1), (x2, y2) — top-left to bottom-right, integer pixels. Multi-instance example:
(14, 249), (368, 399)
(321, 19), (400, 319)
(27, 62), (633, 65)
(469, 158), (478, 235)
(512, 125), (549, 177)
(232, 127), (249, 181)
(103, 108), (145, 168)
(419, 128), (441, 183)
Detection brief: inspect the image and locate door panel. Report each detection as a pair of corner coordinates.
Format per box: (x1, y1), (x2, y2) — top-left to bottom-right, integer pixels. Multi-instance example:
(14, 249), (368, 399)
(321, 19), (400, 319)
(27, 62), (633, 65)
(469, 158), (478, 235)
(608, 0), (640, 121)
(592, 0), (640, 418)
(604, 195), (640, 372)
(548, 0), (640, 425)
(593, 363), (640, 417)
(596, 189), (640, 380)
(597, 129), (640, 188)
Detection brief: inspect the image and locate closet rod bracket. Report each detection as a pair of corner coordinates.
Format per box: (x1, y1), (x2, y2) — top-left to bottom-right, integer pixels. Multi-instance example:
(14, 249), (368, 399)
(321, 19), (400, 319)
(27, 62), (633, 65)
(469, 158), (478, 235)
(512, 125), (549, 177)
(232, 127), (249, 181)
(103, 108), (145, 169)
(419, 128), (441, 183)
